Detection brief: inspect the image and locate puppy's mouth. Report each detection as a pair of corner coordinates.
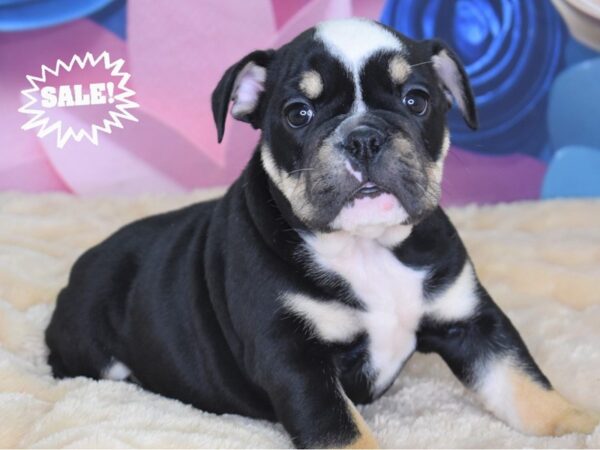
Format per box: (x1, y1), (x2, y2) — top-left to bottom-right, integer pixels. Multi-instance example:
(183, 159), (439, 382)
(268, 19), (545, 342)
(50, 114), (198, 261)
(349, 182), (388, 201)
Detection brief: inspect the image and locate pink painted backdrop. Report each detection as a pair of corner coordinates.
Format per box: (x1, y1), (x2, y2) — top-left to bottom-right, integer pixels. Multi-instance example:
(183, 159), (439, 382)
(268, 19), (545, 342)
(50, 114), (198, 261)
(0, 0), (545, 204)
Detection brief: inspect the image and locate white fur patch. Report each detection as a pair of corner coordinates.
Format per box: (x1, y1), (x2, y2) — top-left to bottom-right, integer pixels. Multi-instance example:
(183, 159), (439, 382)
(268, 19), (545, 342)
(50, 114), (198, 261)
(284, 293), (362, 343)
(344, 160), (363, 182)
(425, 261), (478, 321)
(304, 230), (425, 395)
(316, 18), (403, 113)
(376, 223), (413, 248)
(330, 193), (409, 238)
(475, 357), (521, 428)
(102, 359), (131, 381)
(303, 229), (484, 395)
(231, 62), (267, 118)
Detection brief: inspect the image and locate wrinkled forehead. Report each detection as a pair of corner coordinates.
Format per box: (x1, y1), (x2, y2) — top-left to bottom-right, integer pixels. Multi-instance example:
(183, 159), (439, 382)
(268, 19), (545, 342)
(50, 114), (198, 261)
(315, 18), (405, 72)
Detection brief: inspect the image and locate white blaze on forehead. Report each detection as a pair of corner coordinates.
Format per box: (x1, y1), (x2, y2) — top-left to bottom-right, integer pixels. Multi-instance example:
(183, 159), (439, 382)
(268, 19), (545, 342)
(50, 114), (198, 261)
(316, 19), (403, 112)
(316, 19), (403, 70)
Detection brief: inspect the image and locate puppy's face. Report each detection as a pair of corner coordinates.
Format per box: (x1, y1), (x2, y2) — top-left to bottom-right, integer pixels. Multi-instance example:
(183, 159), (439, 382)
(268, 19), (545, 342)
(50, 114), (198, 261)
(213, 19), (477, 234)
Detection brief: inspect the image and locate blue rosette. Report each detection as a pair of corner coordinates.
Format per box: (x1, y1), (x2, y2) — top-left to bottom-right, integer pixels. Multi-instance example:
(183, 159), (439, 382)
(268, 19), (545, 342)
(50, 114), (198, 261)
(381, 0), (567, 158)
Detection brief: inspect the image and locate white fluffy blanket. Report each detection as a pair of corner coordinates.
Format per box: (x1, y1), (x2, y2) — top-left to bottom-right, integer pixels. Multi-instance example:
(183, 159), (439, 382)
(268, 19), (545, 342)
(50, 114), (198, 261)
(1, 192), (599, 448)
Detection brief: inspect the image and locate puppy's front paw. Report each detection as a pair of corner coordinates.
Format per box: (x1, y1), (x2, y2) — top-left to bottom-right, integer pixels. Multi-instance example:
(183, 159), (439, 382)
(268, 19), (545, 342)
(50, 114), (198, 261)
(345, 433), (379, 449)
(343, 402), (379, 449)
(552, 408), (600, 436)
(498, 367), (599, 436)
(514, 386), (600, 436)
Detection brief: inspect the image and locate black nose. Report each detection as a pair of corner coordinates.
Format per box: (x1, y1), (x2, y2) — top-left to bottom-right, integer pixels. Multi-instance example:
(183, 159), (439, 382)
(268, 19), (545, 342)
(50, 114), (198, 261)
(344, 126), (384, 161)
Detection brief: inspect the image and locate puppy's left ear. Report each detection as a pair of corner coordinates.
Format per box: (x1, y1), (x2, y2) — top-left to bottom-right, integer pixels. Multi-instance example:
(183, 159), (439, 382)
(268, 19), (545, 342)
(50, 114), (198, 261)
(211, 49), (275, 143)
(427, 40), (478, 130)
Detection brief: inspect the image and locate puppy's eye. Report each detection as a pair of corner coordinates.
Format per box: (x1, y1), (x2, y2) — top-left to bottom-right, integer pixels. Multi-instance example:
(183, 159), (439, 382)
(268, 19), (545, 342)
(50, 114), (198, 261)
(284, 102), (314, 128)
(403, 90), (429, 116)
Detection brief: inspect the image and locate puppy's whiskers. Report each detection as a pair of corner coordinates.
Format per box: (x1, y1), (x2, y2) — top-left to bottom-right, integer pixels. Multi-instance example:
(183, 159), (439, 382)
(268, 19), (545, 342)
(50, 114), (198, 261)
(288, 168), (316, 175)
(409, 61), (434, 69)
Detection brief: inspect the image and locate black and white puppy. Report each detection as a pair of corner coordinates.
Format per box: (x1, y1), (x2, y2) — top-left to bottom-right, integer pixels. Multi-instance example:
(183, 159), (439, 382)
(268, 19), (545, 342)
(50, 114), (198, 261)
(46, 18), (598, 448)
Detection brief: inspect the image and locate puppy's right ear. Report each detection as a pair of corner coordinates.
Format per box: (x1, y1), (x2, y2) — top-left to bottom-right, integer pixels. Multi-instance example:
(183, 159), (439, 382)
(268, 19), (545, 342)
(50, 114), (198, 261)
(211, 50), (274, 143)
(427, 39), (478, 130)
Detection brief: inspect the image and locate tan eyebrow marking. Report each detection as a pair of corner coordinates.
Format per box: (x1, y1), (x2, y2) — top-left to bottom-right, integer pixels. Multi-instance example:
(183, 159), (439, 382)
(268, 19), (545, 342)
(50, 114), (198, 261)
(299, 70), (324, 99)
(388, 55), (412, 85)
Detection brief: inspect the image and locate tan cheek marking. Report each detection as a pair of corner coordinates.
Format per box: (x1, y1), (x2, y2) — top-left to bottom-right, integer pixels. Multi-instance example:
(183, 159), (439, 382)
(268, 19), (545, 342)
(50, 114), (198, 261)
(509, 367), (600, 436)
(427, 128), (450, 183)
(426, 163), (443, 187)
(388, 55), (412, 85)
(440, 127), (451, 160)
(316, 136), (346, 172)
(299, 70), (323, 99)
(425, 128), (450, 203)
(391, 134), (440, 208)
(391, 135), (414, 159)
(260, 144), (316, 222)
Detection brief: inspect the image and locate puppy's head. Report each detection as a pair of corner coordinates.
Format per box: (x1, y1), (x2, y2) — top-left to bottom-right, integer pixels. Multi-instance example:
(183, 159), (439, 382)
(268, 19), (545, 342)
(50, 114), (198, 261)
(212, 19), (477, 235)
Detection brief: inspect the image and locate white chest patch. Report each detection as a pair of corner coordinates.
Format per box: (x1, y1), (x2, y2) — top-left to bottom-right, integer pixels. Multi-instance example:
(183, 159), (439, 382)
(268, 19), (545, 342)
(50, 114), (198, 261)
(303, 230), (425, 394)
(285, 293), (362, 343)
(293, 230), (480, 396)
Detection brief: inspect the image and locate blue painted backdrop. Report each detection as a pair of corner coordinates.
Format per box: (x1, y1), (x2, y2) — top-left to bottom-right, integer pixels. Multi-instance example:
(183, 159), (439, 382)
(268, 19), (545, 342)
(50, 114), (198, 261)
(381, 0), (600, 198)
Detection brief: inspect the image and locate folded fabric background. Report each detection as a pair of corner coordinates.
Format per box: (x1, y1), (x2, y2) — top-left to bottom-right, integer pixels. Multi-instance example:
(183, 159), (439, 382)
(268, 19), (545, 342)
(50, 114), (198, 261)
(0, 192), (598, 448)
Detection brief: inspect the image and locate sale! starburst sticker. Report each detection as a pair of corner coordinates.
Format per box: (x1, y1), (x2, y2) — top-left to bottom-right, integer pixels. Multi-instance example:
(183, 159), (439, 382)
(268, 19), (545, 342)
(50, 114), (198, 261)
(19, 52), (139, 148)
